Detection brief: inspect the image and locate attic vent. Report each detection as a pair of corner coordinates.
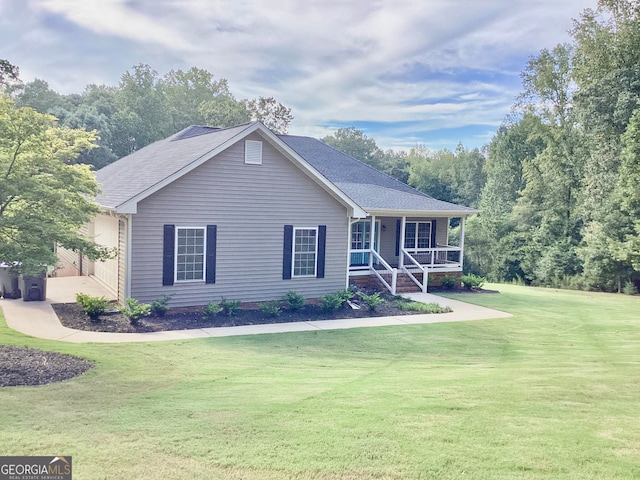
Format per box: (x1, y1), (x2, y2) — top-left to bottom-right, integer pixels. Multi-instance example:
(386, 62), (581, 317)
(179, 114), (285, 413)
(245, 140), (263, 165)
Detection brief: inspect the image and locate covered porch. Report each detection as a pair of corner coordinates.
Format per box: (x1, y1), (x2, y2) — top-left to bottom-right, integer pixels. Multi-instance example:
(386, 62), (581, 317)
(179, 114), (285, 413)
(348, 214), (468, 294)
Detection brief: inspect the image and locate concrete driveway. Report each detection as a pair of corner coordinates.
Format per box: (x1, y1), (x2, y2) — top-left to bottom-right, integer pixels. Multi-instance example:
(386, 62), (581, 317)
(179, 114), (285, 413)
(0, 276), (512, 344)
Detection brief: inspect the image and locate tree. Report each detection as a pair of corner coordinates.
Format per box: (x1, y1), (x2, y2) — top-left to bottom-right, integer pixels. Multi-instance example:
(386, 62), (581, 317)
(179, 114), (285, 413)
(245, 97), (293, 134)
(0, 59), (20, 87)
(0, 95), (111, 273)
(323, 127), (385, 169)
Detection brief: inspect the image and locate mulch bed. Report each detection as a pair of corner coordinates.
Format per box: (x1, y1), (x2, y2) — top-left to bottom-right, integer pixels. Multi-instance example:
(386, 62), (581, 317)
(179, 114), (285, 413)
(51, 297), (427, 334)
(0, 345), (93, 387)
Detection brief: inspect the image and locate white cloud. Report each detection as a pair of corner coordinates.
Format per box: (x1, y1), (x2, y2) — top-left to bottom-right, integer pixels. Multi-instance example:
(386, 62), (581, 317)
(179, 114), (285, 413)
(7, 0), (599, 149)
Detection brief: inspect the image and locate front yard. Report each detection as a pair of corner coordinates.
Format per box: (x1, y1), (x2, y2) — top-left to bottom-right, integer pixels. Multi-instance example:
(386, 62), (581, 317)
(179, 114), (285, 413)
(0, 284), (638, 479)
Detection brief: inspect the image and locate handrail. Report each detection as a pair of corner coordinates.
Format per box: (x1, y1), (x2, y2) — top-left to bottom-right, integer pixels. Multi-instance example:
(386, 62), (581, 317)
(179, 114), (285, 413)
(401, 248), (427, 292)
(370, 250), (397, 294)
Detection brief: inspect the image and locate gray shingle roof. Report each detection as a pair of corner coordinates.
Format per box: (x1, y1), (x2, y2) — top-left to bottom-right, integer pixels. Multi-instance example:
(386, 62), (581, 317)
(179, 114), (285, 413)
(279, 134), (476, 214)
(95, 122), (476, 215)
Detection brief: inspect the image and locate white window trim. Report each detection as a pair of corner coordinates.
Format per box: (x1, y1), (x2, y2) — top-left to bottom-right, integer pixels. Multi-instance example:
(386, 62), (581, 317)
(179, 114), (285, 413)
(245, 140), (263, 165)
(174, 226), (207, 283)
(292, 226), (318, 278)
(404, 221), (433, 250)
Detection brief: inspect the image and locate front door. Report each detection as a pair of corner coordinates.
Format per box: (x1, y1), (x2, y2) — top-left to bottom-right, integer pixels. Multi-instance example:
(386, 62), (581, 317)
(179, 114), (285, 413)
(350, 220), (380, 266)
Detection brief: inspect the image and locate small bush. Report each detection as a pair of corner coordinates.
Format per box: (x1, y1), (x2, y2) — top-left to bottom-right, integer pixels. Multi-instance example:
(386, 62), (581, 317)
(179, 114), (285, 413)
(150, 295), (171, 317)
(76, 293), (110, 321)
(202, 301), (222, 321)
(319, 292), (346, 312)
(338, 287), (356, 304)
(461, 273), (485, 290)
(395, 301), (452, 314)
(357, 291), (384, 311)
(623, 281), (638, 295)
(220, 297), (241, 316)
(440, 275), (457, 290)
(259, 301), (282, 317)
(118, 297), (152, 325)
(284, 291), (305, 311)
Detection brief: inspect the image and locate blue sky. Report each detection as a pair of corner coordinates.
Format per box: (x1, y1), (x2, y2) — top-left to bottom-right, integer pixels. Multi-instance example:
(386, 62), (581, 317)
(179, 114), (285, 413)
(2, 0), (598, 151)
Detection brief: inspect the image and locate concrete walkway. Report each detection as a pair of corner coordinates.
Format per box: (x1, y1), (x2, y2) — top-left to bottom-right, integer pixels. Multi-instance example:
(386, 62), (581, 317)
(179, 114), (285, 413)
(0, 277), (512, 344)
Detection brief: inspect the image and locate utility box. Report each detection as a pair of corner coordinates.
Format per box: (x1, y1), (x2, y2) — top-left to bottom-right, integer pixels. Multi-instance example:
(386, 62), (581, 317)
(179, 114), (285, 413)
(0, 264), (21, 299)
(19, 271), (47, 301)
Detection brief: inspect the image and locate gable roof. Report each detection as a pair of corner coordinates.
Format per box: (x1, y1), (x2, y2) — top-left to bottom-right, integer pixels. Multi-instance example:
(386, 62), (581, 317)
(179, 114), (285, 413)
(95, 122), (477, 217)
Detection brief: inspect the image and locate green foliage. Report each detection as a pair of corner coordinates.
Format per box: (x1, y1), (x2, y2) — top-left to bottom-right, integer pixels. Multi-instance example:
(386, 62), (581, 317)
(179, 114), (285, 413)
(622, 281), (638, 296)
(357, 291), (384, 311)
(461, 274), (485, 290)
(284, 291), (305, 311)
(150, 295), (171, 317)
(118, 297), (152, 324)
(219, 297), (241, 316)
(0, 95), (113, 273)
(75, 293), (110, 321)
(259, 301), (282, 318)
(319, 292), (346, 313)
(202, 301), (222, 321)
(440, 275), (457, 290)
(395, 301), (452, 314)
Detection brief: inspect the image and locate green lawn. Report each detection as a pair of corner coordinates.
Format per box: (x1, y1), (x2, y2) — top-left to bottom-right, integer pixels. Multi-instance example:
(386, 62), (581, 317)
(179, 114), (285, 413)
(1, 284), (639, 479)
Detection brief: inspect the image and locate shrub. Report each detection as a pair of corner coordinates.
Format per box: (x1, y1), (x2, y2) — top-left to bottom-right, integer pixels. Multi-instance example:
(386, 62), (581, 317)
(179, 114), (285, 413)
(76, 293), (110, 321)
(461, 273), (485, 290)
(357, 291), (384, 311)
(395, 301), (452, 314)
(284, 291), (305, 311)
(319, 292), (346, 312)
(219, 297), (241, 316)
(338, 287), (356, 304)
(259, 301), (282, 317)
(118, 297), (152, 325)
(150, 295), (171, 317)
(440, 275), (457, 290)
(202, 301), (222, 321)
(623, 281), (638, 295)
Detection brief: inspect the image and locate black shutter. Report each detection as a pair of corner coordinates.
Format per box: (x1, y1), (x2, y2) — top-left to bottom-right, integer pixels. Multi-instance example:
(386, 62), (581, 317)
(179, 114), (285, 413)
(395, 219), (401, 256)
(206, 225), (217, 284)
(283, 225), (293, 280)
(317, 225), (326, 278)
(430, 220), (437, 247)
(162, 224), (175, 286)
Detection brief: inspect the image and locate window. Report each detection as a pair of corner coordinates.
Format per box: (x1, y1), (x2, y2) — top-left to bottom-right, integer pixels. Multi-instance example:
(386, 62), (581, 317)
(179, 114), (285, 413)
(176, 227), (205, 281)
(245, 140), (263, 164)
(404, 221), (432, 249)
(293, 228), (317, 277)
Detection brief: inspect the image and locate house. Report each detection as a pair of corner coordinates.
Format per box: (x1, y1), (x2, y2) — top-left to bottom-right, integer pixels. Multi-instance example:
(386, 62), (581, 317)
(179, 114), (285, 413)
(57, 122), (477, 307)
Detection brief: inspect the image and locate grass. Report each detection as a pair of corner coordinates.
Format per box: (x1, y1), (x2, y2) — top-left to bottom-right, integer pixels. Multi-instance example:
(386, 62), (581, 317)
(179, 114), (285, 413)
(0, 283), (639, 479)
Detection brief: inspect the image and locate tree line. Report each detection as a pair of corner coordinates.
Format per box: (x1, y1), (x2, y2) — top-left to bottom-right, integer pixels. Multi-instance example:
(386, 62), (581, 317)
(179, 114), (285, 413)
(2, 0), (639, 291)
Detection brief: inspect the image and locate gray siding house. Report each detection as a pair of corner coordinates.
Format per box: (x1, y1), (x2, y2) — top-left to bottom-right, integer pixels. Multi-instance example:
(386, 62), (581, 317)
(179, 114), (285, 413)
(65, 122), (476, 307)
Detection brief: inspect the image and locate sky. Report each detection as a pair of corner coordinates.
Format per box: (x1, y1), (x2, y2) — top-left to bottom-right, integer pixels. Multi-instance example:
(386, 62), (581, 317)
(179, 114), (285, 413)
(1, 0), (599, 152)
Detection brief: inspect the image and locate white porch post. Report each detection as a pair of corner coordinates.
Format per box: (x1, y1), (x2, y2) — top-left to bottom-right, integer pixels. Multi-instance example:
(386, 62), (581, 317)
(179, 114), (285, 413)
(369, 215), (376, 269)
(459, 216), (466, 270)
(399, 216), (406, 269)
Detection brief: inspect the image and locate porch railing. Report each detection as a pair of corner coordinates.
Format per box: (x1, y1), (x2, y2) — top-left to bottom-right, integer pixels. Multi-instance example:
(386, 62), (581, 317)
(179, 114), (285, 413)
(403, 245), (462, 270)
(369, 250), (397, 295)
(401, 248), (428, 293)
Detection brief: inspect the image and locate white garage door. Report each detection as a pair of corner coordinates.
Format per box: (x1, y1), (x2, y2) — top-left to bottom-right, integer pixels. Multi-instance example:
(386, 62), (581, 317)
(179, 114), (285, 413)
(93, 215), (119, 296)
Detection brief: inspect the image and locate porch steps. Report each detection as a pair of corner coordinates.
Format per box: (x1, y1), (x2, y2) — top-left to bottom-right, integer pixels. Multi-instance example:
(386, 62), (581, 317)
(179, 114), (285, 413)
(394, 273), (424, 293)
